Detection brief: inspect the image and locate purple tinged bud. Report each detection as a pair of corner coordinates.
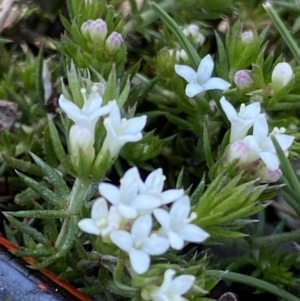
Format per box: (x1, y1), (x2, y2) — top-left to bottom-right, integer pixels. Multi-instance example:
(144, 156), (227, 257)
(93, 82), (105, 96)
(241, 30), (254, 43)
(234, 70), (253, 89)
(105, 32), (124, 54)
(81, 20), (93, 39)
(89, 19), (107, 42)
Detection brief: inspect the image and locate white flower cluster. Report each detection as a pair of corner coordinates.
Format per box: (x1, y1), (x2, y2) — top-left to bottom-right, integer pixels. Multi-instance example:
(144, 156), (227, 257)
(220, 97), (294, 182)
(58, 86), (147, 164)
(78, 167), (209, 274)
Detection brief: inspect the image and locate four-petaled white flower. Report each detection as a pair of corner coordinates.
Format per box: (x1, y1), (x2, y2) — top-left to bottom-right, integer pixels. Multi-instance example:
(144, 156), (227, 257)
(110, 215), (169, 274)
(102, 101), (147, 158)
(59, 87), (111, 139)
(99, 167), (162, 219)
(59, 87), (112, 165)
(175, 54), (231, 97)
(220, 96), (261, 143)
(243, 114), (294, 171)
(138, 168), (184, 206)
(141, 269), (195, 301)
(154, 196), (209, 250)
(78, 198), (121, 237)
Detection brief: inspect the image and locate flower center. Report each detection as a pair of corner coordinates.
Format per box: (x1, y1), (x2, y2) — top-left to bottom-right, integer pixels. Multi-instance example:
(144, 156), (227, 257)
(270, 126), (286, 135)
(96, 218), (107, 230)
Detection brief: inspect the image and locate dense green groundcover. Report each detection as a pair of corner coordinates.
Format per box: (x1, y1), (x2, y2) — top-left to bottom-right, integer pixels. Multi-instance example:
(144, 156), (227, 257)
(1, 0), (300, 300)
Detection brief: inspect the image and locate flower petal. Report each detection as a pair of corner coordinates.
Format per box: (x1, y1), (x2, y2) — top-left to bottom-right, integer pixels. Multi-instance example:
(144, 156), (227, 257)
(132, 194), (161, 213)
(185, 83), (204, 97)
(99, 183), (121, 205)
(131, 214), (152, 241)
(242, 102), (261, 120)
(274, 134), (294, 152)
(108, 101), (121, 126)
(253, 114), (268, 141)
(153, 208), (171, 231)
(142, 236), (169, 255)
(203, 77), (231, 91)
(58, 95), (81, 122)
(82, 92), (103, 114)
(220, 97), (237, 120)
(78, 219), (101, 235)
(91, 197), (108, 221)
(168, 231), (184, 250)
(170, 275), (195, 295)
(197, 54), (214, 83)
(144, 168), (165, 193)
(129, 249), (150, 274)
(123, 116), (147, 135)
(259, 151), (279, 170)
(175, 65), (196, 83)
(169, 196), (190, 225)
(110, 230), (133, 252)
(161, 189), (184, 205)
(118, 204), (137, 219)
(180, 224), (209, 243)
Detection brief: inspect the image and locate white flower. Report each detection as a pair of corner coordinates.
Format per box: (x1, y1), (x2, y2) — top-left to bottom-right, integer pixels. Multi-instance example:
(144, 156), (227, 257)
(175, 54), (231, 97)
(243, 114), (294, 171)
(101, 101), (147, 157)
(272, 62), (293, 92)
(220, 97), (261, 143)
(99, 167), (161, 219)
(142, 269), (195, 301)
(154, 196), (209, 250)
(59, 87), (111, 166)
(169, 49), (188, 61)
(241, 30), (254, 43)
(138, 168), (184, 205)
(110, 215), (169, 274)
(78, 198), (121, 237)
(59, 87), (111, 138)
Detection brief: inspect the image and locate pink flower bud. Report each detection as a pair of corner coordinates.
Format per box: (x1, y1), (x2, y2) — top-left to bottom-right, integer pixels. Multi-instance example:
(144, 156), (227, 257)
(256, 166), (282, 183)
(105, 32), (124, 54)
(226, 140), (253, 165)
(89, 19), (107, 42)
(234, 70), (253, 89)
(93, 82), (105, 96)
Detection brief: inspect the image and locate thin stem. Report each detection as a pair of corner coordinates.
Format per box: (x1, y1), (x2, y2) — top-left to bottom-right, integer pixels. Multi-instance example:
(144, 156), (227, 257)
(123, 0), (175, 34)
(263, 2), (300, 64)
(206, 270), (300, 301)
(253, 228), (300, 247)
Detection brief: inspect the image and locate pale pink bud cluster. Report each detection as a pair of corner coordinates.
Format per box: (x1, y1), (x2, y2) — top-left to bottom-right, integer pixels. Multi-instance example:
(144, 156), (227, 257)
(81, 19), (108, 42)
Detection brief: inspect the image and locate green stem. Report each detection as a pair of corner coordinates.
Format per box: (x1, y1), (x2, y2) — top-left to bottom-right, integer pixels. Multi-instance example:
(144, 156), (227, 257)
(206, 270), (300, 301)
(263, 2), (300, 64)
(55, 178), (90, 249)
(123, 0), (175, 34)
(253, 228), (300, 248)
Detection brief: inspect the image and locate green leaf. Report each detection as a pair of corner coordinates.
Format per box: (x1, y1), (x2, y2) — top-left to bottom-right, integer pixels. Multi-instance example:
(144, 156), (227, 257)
(16, 171), (63, 208)
(4, 156), (43, 177)
(4, 214), (50, 246)
(8, 210), (69, 219)
(203, 124), (214, 169)
(36, 49), (45, 103)
(103, 65), (117, 104)
(48, 118), (75, 176)
(117, 77), (130, 107)
(150, 2), (200, 68)
(30, 153), (69, 200)
(15, 187), (39, 206)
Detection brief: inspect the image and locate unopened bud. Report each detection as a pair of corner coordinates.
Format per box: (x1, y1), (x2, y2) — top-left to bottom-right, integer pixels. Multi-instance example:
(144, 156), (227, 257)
(271, 62), (293, 92)
(234, 70), (253, 89)
(226, 140), (253, 165)
(241, 30), (254, 43)
(256, 166), (282, 183)
(105, 32), (124, 54)
(81, 20), (93, 39)
(89, 19), (107, 42)
(182, 24), (205, 46)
